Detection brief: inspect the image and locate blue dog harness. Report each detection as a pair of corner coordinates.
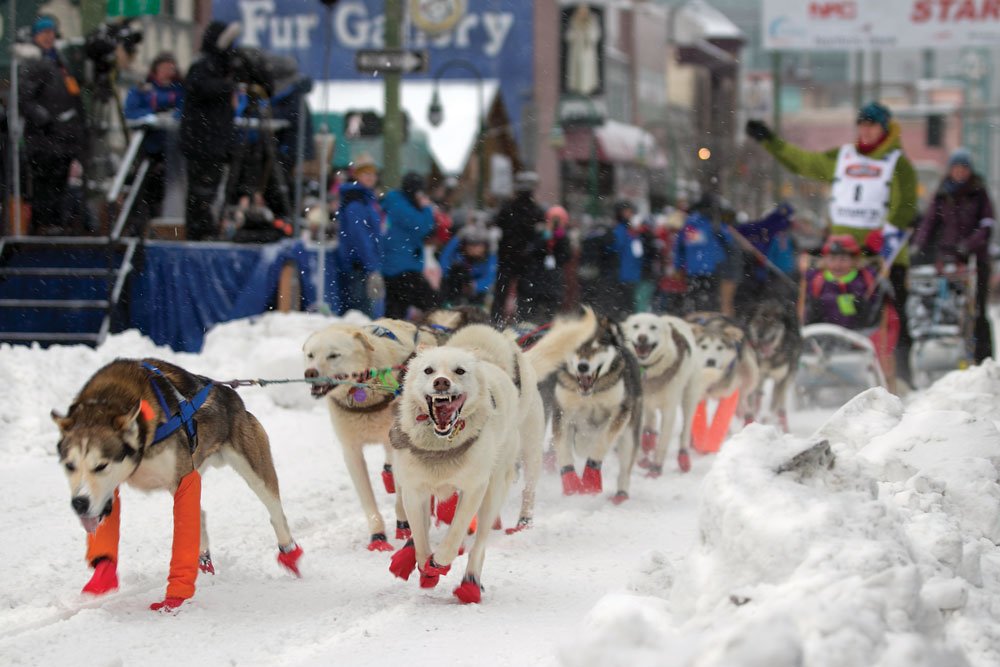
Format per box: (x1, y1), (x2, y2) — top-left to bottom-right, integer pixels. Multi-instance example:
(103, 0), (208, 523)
(141, 362), (213, 449)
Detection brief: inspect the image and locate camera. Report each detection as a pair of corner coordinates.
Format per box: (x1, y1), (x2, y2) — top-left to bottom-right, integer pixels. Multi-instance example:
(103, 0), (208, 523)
(229, 47), (276, 98)
(84, 19), (143, 75)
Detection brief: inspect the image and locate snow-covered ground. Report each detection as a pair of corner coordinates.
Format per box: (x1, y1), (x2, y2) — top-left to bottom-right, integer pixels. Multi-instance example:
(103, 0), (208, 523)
(1, 313), (998, 666)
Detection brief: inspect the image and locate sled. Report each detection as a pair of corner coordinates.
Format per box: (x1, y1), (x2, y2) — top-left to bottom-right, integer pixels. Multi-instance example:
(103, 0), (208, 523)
(795, 323), (889, 408)
(906, 263), (977, 388)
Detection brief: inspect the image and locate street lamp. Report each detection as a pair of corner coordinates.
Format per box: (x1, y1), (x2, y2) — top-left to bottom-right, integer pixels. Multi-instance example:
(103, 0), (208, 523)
(426, 59), (485, 208)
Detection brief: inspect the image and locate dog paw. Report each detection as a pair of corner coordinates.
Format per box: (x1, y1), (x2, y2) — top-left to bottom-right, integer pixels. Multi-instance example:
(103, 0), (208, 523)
(561, 467), (582, 495)
(435, 492), (459, 525)
(453, 577), (483, 604)
(419, 570), (441, 588)
(580, 462), (603, 494)
(382, 465), (396, 494)
(277, 543), (303, 577)
(389, 541), (417, 580)
(149, 596), (185, 612)
(199, 551), (215, 575)
(645, 464), (663, 479)
(677, 448), (691, 473)
(610, 491), (629, 506)
(423, 555), (451, 577)
(505, 517), (531, 535)
(492, 516), (503, 531)
(82, 558), (118, 596)
(395, 521), (411, 541)
(367, 533), (395, 552)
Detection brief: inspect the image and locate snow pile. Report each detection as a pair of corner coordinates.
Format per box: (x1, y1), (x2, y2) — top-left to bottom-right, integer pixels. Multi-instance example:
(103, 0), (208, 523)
(567, 363), (1000, 667)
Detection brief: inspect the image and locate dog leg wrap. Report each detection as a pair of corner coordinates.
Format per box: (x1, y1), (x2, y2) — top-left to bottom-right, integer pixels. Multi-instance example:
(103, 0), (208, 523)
(505, 517), (532, 535)
(199, 551), (215, 575)
(382, 464), (396, 494)
(164, 470), (201, 603)
(641, 429), (658, 454)
(435, 492), (459, 525)
(82, 557), (118, 595)
(389, 540), (416, 581)
(611, 491), (629, 506)
(561, 466), (582, 495)
(645, 463), (663, 479)
(395, 520), (412, 541)
(581, 459), (603, 494)
(277, 542), (303, 577)
(367, 533), (394, 552)
(677, 448), (692, 473)
(85, 489), (121, 568)
(453, 575), (483, 604)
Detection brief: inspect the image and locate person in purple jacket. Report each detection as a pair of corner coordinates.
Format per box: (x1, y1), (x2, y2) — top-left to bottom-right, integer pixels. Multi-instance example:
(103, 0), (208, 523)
(805, 235), (883, 331)
(913, 148), (995, 362)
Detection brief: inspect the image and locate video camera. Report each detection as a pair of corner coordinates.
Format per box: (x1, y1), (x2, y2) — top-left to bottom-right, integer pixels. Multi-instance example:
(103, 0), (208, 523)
(229, 47), (276, 99)
(84, 19), (143, 76)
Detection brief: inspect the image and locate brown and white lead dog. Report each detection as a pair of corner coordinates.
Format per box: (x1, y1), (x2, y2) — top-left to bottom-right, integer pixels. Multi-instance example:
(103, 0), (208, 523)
(623, 313), (705, 475)
(388, 324), (544, 603)
(53, 358), (300, 611)
(303, 319), (437, 551)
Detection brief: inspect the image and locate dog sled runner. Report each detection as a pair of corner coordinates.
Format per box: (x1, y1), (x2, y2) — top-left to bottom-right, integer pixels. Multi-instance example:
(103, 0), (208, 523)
(906, 263), (977, 387)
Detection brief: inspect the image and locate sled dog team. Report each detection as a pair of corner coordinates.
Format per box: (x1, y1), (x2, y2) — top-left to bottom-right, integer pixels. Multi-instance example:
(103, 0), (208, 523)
(53, 301), (800, 609)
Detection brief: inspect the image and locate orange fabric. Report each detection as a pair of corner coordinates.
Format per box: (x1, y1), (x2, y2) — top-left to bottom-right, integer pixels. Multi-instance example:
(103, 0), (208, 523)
(691, 391), (740, 454)
(139, 399), (156, 422)
(165, 470), (202, 600)
(869, 304), (900, 364)
(86, 488), (121, 565)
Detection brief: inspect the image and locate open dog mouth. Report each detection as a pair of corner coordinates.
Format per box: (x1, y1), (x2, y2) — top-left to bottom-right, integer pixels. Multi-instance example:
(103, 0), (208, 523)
(577, 373), (597, 394)
(632, 341), (658, 360)
(309, 373), (350, 398)
(79, 498), (114, 534)
(425, 393), (467, 437)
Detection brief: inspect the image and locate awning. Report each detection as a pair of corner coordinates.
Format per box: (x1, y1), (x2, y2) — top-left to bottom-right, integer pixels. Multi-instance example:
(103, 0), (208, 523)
(560, 120), (668, 168)
(309, 80), (500, 175)
(673, 0), (744, 70)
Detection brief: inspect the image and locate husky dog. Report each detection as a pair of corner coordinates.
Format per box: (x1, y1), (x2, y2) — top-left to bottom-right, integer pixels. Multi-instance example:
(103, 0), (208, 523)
(623, 313), (705, 475)
(529, 308), (644, 503)
(53, 358), (300, 611)
(303, 318), (437, 551)
(421, 306), (492, 335)
(388, 325), (542, 603)
(746, 299), (802, 432)
(685, 312), (760, 416)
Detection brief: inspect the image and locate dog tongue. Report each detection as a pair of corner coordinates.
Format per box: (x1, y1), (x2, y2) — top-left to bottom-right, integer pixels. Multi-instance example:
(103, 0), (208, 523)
(433, 401), (457, 430)
(80, 516), (101, 534)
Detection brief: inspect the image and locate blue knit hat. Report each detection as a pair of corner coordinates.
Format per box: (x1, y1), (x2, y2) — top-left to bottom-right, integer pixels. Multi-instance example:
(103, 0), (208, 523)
(31, 15), (58, 36)
(857, 101), (891, 131)
(948, 148), (973, 169)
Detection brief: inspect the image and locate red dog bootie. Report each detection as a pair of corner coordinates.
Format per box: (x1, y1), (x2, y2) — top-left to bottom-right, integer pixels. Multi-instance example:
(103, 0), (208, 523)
(641, 429), (658, 454)
(82, 558), (118, 595)
(611, 491), (629, 506)
(677, 448), (692, 473)
(199, 551), (215, 575)
(645, 464), (663, 479)
(435, 493), (459, 525)
(389, 540), (417, 580)
(505, 517), (531, 535)
(395, 520), (411, 541)
(277, 543), (303, 577)
(367, 533), (395, 552)
(149, 596), (185, 612)
(419, 556), (451, 589)
(580, 460), (602, 494)
(561, 466), (582, 495)
(453, 576), (483, 604)
(382, 464), (396, 494)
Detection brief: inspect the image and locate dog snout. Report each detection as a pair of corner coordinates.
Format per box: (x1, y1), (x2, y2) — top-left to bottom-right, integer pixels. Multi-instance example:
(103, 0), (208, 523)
(433, 376), (452, 393)
(304, 368), (319, 379)
(637, 334), (648, 345)
(71, 496), (90, 516)
(706, 358), (717, 368)
(577, 361), (590, 374)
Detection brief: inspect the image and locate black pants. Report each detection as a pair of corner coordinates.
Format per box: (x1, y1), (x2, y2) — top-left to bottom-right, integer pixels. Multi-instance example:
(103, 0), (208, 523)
(27, 151), (72, 234)
(384, 271), (437, 320)
(889, 265), (913, 384)
(683, 274), (721, 314)
(185, 158), (225, 241)
(127, 155), (167, 236)
(974, 261), (993, 364)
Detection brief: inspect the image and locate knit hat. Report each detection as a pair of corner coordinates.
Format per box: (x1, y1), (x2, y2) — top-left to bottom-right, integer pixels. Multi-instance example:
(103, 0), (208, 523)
(31, 15), (58, 36)
(822, 234), (861, 257)
(857, 101), (891, 131)
(514, 171), (539, 192)
(351, 152), (378, 176)
(546, 205), (569, 226)
(948, 148), (973, 169)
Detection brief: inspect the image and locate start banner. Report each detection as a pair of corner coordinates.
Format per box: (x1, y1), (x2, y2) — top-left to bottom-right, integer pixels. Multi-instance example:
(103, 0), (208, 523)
(763, 0), (1000, 50)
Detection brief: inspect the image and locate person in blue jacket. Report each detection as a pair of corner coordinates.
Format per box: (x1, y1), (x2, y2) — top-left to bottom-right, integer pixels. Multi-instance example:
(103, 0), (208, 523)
(439, 223), (498, 307)
(381, 172), (437, 319)
(673, 195), (733, 313)
(123, 52), (184, 232)
(609, 200), (647, 320)
(336, 153), (383, 317)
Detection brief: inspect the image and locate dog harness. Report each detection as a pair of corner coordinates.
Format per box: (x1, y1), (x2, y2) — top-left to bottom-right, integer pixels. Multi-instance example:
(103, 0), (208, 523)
(141, 362), (213, 449)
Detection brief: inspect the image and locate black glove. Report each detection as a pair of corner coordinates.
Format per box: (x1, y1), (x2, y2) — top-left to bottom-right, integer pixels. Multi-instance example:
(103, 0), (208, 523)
(745, 119), (774, 143)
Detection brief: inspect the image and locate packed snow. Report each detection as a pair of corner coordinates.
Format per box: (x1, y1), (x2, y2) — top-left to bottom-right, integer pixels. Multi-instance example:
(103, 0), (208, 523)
(1, 313), (998, 666)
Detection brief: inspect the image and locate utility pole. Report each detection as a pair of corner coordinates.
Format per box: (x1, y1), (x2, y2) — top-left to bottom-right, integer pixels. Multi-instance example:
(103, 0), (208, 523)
(853, 51), (865, 109)
(383, 0), (403, 190)
(771, 51), (782, 202)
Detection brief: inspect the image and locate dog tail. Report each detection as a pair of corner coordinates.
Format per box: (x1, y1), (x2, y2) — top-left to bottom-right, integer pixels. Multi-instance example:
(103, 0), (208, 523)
(525, 307), (597, 381)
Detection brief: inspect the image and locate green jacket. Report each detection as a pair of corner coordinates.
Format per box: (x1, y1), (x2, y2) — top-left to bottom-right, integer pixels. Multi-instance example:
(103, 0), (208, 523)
(762, 120), (918, 265)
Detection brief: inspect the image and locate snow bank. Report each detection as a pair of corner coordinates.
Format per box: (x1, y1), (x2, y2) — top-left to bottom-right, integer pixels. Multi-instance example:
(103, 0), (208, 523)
(566, 363), (1000, 667)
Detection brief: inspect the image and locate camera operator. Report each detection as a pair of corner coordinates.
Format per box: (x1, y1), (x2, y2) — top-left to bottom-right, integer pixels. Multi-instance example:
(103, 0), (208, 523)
(17, 15), (89, 235)
(180, 21), (241, 240)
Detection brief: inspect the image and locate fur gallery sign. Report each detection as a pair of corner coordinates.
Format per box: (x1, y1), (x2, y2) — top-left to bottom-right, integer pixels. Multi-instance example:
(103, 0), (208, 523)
(763, 0), (1000, 50)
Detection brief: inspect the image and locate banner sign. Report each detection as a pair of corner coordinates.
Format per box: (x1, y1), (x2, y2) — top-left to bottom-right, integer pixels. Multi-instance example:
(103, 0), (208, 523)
(763, 0), (1000, 51)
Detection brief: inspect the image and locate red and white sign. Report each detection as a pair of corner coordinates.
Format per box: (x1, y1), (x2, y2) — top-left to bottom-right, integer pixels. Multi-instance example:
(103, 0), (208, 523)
(763, 0), (1000, 50)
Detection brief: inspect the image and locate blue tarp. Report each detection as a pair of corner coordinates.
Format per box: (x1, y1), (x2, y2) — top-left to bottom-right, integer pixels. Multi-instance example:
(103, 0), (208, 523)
(129, 240), (338, 352)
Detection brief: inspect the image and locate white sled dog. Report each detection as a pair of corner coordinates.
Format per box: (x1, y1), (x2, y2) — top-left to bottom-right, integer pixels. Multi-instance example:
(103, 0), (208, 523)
(685, 312), (760, 418)
(528, 307), (644, 503)
(623, 313), (704, 475)
(53, 358), (300, 611)
(388, 323), (543, 602)
(303, 319), (437, 551)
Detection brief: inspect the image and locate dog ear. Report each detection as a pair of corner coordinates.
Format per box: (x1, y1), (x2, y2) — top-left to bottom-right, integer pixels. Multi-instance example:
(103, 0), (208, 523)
(723, 324), (745, 343)
(688, 322), (704, 338)
(51, 409), (74, 433)
(353, 331), (376, 352)
(113, 402), (143, 432)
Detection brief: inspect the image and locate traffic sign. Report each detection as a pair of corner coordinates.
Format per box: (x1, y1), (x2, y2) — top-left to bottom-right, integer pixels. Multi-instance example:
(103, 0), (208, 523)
(355, 49), (429, 75)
